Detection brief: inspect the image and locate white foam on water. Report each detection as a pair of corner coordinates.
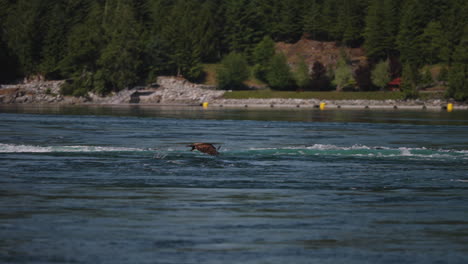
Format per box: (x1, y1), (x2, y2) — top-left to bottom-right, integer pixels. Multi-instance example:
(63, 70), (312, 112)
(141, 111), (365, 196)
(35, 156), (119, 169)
(248, 144), (467, 160)
(0, 143), (143, 153)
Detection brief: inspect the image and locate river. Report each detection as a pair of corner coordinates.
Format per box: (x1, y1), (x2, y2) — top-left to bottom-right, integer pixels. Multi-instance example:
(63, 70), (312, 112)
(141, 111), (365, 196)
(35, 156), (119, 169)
(1, 105), (467, 263)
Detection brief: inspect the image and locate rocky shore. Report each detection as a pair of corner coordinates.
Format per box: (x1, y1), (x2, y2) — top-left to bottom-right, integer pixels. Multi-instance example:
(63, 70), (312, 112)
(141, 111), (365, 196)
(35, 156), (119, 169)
(1, 76), (466, 110)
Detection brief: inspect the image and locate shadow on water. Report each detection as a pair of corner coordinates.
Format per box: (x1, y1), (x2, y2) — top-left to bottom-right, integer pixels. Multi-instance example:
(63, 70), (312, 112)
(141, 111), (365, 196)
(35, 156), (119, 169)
(2, 104), (468, 125)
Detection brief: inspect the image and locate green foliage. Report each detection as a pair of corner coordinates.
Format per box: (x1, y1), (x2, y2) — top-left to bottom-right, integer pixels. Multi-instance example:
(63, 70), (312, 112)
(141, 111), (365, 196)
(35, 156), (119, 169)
(60, 70), (94, 97)
(371, 59), (391, 90)
(216, 52), (250, 90)
(421, 68), (434, 87)
(95, 0), (143, 93)
(39, 2), (68, 78)
(266, 53), (295, 90)
(401, 63), (420, 99)
(364, 0), (401, 60)
(332, 54), (354, 91)
(446, 26), (468, 101)
(303, 0), (323, 39)
(397, 0), (426, 65)
(223, 90), (408, 101)
(0, 0), (466, 98)
(419, 21), (445, 65)
(438, 66), (449, 83)
(252, 36), (275, 81)
(293, 57), (311, 89)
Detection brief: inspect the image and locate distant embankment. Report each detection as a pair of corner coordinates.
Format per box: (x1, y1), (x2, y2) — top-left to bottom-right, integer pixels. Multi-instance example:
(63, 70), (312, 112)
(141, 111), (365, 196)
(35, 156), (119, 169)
(0, 76), (466, 110)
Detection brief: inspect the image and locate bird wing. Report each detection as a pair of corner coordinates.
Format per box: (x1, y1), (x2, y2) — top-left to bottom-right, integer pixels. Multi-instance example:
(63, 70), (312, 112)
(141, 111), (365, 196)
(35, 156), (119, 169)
(195, 144), (219, 156)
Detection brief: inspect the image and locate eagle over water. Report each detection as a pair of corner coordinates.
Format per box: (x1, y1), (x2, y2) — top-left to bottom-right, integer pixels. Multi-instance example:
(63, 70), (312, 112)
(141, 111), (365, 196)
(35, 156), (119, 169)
(187, 143), (220, 156)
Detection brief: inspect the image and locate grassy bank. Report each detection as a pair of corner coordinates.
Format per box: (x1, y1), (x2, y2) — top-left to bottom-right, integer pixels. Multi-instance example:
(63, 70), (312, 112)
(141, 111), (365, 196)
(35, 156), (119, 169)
(222, 90), (445, 101)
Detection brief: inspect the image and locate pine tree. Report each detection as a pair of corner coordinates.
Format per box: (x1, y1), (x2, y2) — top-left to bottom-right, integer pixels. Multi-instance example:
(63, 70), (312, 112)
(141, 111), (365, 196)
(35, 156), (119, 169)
(447, 25), (468, 101)
(0, 0), (19, 82)
(4, 0), (48, 76)
(271, 0), (303, 43)
(421, 68), (434, 88)
(321, 0), (339, 40)
(161, 0), (204, 80)
(95, 0), (143, 93)
(223, 0), (263, 55)
(303, 0), (323, 40)
(39, 2), (68, 78)
(339, 0), (365, 46)
(59, 2), (104, 77)
(440, 0), (468, 65)
(252, 35), (275, 81)
(363, 0), (386, 60)
(419, 21), (445, 65)
(397, 0), (428, 66)
(401, 63), (420, 99)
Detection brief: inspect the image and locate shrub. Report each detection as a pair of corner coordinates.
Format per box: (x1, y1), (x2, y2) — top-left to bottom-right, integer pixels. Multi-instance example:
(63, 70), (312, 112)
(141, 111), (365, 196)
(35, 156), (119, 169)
(216, 52), (250, 90)
(371, 59), (390, 90)
(294, 57), (311, 90)
(266, 53), (295, 90)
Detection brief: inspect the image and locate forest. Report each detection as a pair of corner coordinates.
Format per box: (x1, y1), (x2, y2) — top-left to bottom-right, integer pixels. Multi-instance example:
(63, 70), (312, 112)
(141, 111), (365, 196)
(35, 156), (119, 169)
(0, 0), (467, 99)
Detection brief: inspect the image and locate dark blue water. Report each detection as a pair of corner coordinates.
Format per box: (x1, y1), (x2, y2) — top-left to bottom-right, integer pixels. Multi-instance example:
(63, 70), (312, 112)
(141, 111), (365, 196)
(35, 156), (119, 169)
(1, 105), (468, 264)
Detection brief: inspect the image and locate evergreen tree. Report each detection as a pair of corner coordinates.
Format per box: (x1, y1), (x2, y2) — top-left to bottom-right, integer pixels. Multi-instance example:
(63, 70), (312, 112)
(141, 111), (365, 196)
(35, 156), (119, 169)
(4, 0), (48, 76)
(60, 2), (104, 77)
(271, 0), (303, 43)
(321, 0), (340, 40)
(371, 59), (391, 90)
(397, 0), (428, 66)
(363, 0), (386, 60)
(447, 25), (468, 101)
(223, 0), (263, 55)
(438, 66), (449, 84)
(266, 52), (295, 90)
(0, 0), (19, 82)
(440, 0), (468, 65)
(161, 0), (204, 80)
(421, 68), (434, 88)
(95, 0), (144, 94)
(419, 21), (444, 65)
(252, 36), (275, 81)
(339, 0), (365, 46)
(39, 2), (68, 78)
(401, 63), (420, 99)
(303, 0), (323, 40)
(216, 52), (250, 90)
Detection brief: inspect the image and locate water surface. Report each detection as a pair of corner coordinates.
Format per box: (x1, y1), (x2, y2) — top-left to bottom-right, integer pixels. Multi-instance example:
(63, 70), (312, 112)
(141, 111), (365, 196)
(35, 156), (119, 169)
(1, 105), (467, 263)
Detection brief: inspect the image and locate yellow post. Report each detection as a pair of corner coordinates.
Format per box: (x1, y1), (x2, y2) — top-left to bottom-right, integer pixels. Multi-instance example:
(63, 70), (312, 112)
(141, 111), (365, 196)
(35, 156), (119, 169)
(202, 102), (209, 108)
(447, 103), (453, 112)
(319, 102), (326, 110)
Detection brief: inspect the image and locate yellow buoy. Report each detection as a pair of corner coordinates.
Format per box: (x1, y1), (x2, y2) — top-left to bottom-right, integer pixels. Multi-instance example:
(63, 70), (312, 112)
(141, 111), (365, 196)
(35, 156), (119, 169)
(447, 103), (453, 112)
(319, 102), (326, 110)
(202, 102), (209, 108)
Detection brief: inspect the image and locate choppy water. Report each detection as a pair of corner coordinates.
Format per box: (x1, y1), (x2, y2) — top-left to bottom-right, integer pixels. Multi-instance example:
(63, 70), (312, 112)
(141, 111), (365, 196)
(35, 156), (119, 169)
(1, 105), (468, 264)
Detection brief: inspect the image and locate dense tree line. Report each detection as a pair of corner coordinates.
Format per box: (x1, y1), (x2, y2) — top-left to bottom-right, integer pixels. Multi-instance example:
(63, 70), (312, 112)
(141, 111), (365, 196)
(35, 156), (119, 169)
(0, 0), (467, 99)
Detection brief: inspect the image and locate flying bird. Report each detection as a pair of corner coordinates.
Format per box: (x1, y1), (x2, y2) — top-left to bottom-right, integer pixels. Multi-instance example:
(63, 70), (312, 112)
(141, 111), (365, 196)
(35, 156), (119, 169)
(187, 143), (220, 156)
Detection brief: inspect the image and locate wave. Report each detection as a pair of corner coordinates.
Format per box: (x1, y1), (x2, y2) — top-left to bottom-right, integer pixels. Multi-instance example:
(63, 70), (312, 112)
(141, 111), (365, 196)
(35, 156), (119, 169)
(0, 143), (145, 153)
(245, 144), (468, 160)
(1, 143), (466, 160)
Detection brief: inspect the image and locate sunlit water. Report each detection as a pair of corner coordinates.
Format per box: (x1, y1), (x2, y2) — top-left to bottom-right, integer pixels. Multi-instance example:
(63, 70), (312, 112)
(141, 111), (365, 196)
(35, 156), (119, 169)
(1, 105), (468, 263)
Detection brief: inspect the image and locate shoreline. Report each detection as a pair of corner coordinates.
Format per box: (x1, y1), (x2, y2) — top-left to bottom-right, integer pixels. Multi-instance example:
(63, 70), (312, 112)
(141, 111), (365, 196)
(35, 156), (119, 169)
(2, 101), (465, 112)
(1, 76), (466, 111)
